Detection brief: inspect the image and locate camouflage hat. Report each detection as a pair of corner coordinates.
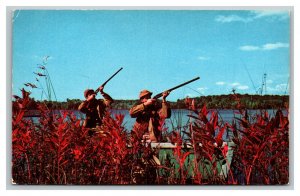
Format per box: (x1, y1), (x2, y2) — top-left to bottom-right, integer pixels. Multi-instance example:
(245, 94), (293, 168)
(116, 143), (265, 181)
(84, 89), (95, 98)
(139, 89), (152, 99)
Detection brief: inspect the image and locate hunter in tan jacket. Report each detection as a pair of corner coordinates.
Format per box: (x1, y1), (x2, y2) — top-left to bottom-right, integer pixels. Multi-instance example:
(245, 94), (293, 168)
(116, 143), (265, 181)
(78, 86), (113, 129)
(129, 89), (171, 142)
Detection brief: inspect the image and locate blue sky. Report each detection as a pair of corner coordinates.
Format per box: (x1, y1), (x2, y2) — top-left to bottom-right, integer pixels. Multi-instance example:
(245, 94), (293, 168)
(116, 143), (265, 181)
(12, 10), (290, 101)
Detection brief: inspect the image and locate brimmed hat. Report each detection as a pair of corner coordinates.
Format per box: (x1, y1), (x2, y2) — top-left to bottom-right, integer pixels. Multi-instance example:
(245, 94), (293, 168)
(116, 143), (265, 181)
(139, 89), (152, 99)
(84, 89), (95, 98)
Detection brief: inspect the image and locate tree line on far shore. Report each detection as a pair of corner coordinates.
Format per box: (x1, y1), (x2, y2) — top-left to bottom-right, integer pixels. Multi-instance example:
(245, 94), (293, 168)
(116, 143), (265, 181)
(13, 94), (289, 111)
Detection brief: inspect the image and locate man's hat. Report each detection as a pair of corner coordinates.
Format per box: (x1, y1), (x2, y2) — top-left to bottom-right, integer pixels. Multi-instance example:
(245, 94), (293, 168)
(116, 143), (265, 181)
(139, 89), (152, 99)
(84, 89), (95, 98)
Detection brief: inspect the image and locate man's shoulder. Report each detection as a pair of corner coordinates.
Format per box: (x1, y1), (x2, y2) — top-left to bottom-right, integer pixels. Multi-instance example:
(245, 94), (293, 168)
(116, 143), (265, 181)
(96, 99), (105, 103)
(98, 98), (111, 106)
(131, 101), (143, 108)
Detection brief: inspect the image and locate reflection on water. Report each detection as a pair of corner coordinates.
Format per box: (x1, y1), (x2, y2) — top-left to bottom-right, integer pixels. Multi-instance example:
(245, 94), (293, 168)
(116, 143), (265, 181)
(111, 109), (286, 131)
(24, 109), (287, 141)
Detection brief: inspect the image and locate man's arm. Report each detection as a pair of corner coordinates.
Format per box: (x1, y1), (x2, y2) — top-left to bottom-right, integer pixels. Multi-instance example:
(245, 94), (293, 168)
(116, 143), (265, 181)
(78, 94), (95, 113)
(129, 98), (156, 118)
(98, 86), (114, 107)
(129, 103), (146, 118)
(159, 102), (171, 118)
(159, 91), (171, 118)
(78, 101), (89, 113)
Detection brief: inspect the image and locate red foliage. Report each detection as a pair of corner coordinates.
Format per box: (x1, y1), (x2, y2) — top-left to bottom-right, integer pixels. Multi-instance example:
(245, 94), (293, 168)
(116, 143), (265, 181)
(12, 89), (289, 185)
(185, 97), (289, 185)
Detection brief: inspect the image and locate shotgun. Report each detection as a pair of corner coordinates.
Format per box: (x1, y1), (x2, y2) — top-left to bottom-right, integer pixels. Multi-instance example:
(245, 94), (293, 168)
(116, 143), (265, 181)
(153, 76), (200, 99)
(95, 67), (123, 94)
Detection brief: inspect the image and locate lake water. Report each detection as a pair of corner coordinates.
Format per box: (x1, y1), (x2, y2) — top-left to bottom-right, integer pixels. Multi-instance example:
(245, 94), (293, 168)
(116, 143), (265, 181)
(79, 109), (286, 140)
(110, 109), (285, 130)
(25, 109), (287, 141)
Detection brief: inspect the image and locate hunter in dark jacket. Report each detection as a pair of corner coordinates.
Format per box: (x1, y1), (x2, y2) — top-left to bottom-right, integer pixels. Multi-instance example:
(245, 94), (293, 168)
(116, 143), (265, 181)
(78, 86), (113, 128)
(129, 89), (171, 142)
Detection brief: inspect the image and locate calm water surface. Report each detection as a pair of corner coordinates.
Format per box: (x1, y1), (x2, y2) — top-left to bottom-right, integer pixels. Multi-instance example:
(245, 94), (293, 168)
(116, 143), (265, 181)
(26, 109), (287, 140)
(78, 109), (286, 133)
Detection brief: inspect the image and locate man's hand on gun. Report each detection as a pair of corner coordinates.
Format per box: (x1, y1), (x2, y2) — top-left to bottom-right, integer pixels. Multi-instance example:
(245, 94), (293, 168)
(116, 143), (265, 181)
(162, 91), (170, 102)
(98, 86), (104, 94)
(87, 93), (96, 102)
(144, 98), (156, 106)
(144, 91), (170, 106)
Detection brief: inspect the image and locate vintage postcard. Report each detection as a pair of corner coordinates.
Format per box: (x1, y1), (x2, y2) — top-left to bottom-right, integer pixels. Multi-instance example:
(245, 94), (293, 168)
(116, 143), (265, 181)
(12, 9), (290, 185)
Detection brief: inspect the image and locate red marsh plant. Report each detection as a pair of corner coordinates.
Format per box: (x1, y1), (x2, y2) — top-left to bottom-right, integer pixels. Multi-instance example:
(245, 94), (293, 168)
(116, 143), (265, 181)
(12, 88), (161, 184)
(155, 98), (228, 184)
(227, 92), (289, 185)
(230, 109), (289, 185)
(12, 88), (289, 185)
(178, 95), (289, 185)
(183, 103), (230, 184)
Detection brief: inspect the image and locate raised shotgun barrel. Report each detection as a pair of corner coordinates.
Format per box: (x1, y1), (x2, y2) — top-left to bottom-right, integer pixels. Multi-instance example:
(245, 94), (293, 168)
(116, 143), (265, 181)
(153, 76), (200, 99)
(95, 67), (123, 94)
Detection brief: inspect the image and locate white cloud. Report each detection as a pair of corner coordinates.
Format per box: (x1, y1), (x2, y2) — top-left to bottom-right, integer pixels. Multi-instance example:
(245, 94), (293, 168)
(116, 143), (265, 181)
(216, 10), (289, 23)
(197, 87), (208, 91)
(239, 45), (260, 51)
(262, 42), (289, 50)
(215, 15), (252, 23)
(251, 10), (289, 20)
(275, 83), (288, 91)
(237, 85), (249, 90)
(197, 56), (209, 61)
(230, 82), (240, 86)
(226, 82), (249, 91)
(239, 42), (289, 52)
(197, 87), (208, 94)
(266, 86), (276, 92)
(216, 81), (225, 85)
(267, 83), (289, 94)
(267, 79), (273, 84)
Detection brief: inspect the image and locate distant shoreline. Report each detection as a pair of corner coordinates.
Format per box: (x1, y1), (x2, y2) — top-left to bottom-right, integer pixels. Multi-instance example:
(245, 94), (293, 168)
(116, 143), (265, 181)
(15, 94), (289, 111)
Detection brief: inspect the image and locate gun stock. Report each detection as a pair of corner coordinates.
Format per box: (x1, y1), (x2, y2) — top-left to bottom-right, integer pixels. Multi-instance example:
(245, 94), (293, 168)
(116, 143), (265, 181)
(95, 67), (123, 94)
(153, 76), (200, 99)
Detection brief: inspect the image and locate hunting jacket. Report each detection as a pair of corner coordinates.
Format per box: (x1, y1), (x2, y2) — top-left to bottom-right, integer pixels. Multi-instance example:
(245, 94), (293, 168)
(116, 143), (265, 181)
(129, 101), (171, 142)
(78, 93), (113, 128)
